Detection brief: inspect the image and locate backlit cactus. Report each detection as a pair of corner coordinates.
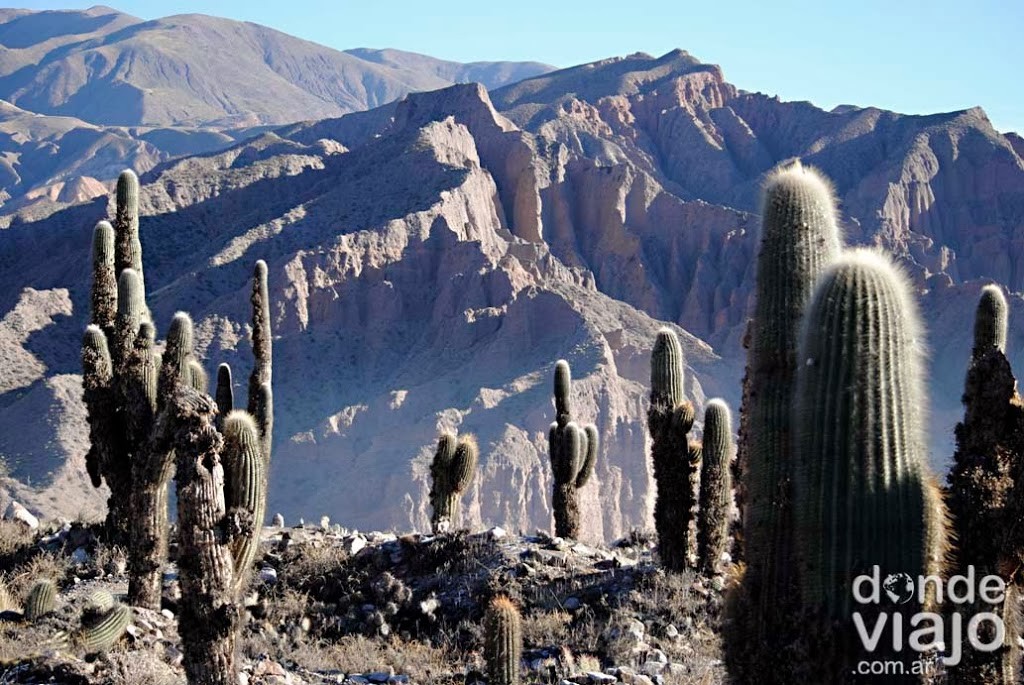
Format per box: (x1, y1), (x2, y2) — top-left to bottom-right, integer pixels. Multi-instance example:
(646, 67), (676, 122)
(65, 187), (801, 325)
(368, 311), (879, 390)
(429, 432), (478, 533)
(223, 411), (267, 592)
(741, 161), (842, 626)
(792, 250), (947, 677)
(697, 399), (734, 575)
(647, 328), (698, 572)
(215, 363), (233, 426)
(25, 579), (56, 621)
(91, 220), (117, 335)
(114, 170), (144, 290)
(973, 284), (1008, 356)
(484, 595), (522, 685)
(547, 359), (598, 540)
(949, 284), (1024, 683)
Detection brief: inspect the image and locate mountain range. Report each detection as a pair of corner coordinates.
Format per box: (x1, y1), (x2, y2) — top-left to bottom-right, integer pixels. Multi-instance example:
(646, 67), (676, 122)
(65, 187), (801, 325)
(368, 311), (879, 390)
(1, 7), (1023, 539)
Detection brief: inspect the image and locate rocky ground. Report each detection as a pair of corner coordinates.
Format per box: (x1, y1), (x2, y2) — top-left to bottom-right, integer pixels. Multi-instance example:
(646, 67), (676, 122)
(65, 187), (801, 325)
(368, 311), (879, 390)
(0, 509), (728, 685)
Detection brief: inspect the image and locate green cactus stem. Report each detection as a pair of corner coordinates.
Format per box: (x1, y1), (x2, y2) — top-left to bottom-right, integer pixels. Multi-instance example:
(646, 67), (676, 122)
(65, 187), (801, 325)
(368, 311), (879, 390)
(973, 284), (1009, 356)
(697, 399), (734, 575)
(223, 411), (267, 593)
(547, 360), (598, 539)
(215, 363), (234, 424)
(248, 260), (272, 415)
(24, 579), (56, 621)
(792, 250), (947, 678)
(647, 327), (698, 572)
(429, 432), (478, 533)
(79, 603), (131, 653)
(741, 161), (842, 633)
(91, 220), (117, 336)
(484, 595), (522, 685)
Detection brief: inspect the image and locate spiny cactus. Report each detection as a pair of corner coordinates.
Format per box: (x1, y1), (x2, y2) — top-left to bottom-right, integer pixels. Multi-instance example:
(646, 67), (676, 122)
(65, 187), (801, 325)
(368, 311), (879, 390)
(91, 220), (117, 335)
(547, 360), (598, 539)
(0, 581), (15, 613)
(429, 432), (479, 533)
(248, 260), (272, 417)
(484, 595), (522, 685)
(973, 283), (1008, 356)
(166, 388), (260, 685)
(114, 170), (144, 290)
(697, 399), (734, 575)
(223, 411), (267, 592)
(792, 250), (947, 677)
(83, 590), (115, 614)
(24, 579), (56, 621)
(79, 602), (131, 653)
(948, 284), (1024, 683)
(647, 328), (698, 572)
(215, 363), (233, 425)
(741, 161), (842, 631)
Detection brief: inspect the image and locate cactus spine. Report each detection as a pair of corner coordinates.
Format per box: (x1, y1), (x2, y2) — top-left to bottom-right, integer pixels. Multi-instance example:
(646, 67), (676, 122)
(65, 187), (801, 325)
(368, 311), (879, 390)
(792, 250), (947, 678)
(547, 360), (598, 539)
(647, 328), (698, 571)
(429, 432), (478, 533)
(484, 595), (522, 685)
(697, 399), (734, 575)
(741, 161), (842, 625)
(25, 579), (56, 621)
(948, 284), (1023, 683)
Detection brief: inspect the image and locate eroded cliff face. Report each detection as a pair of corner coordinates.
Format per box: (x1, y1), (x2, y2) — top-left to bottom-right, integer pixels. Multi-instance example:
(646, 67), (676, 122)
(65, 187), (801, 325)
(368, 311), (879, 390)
(1, 51), (1021, 535)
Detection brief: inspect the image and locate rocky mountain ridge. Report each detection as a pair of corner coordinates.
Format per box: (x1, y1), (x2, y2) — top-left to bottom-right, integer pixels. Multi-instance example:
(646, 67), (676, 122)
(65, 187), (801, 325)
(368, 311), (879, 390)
(0, 47), (1022, 539)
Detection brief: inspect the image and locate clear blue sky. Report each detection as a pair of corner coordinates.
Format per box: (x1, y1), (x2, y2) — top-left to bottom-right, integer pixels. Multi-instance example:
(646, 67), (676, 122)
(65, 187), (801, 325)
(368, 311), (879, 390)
(14, 0), (1024, 133)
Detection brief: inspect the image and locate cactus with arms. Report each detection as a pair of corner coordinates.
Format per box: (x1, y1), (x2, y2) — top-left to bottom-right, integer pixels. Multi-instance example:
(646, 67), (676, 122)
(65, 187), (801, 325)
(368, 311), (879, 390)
(547, 360), (598, 539)
(429, 432), (478, 533)
(647, 328), (699, 571)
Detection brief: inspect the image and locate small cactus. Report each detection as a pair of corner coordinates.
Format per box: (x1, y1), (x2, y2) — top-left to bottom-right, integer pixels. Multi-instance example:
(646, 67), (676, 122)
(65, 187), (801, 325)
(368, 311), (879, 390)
(429, 432), (478, 533)
(24, 579), (57, 621)
(79, 602), (131, 653)
(697, 399), (734, 575)
(484, 595), (522, 685)
(647, 328), (698, 572)
(548, 360), (598, 539)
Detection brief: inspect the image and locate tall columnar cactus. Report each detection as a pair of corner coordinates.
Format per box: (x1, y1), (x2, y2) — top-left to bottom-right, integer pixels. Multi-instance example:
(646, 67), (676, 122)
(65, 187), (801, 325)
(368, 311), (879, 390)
(223, 411), (266, 593)
(697, 399), (734, 575)
(82, 171), (275, 620)
(547, 360), (598, 539)
(484, 595), (522, 685)
(429, 432), (479, 533)
(792, 250), (947, 678)
(24, 580), (57, 621)
(741, 161), (842, 624)
(948, 284), (1024, 683)
(647, 328), (699, 571)
(215, 363), (233, 427)
(160, 388), (264, 685)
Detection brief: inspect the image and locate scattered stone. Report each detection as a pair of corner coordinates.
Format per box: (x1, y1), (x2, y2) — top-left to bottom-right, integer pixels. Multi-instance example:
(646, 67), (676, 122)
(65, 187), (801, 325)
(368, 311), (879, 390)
(367, 671), (393, 683)
(586, 671), (617, 684)
(489, 526), (506, 540)
(663, 624), (678, 639)
(4, 501), (38, 530)
(259, 566), (279, 585)
(70, 547), (89, 565)
(345, 535), (367, 555)
(564, 597), (581, 611)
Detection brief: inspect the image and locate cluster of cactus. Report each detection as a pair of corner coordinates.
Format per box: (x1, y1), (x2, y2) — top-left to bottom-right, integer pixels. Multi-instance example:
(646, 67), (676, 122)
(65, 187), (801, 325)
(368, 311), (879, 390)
(429, 432), (479, 533)
(739, 161), (843, 624)
(81, 170), (274, 685)
(547, 360), (598, 539)
(484, 595), (522, 685)
(645, 328), (736, 573)
(947, 284), (1024, 683)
